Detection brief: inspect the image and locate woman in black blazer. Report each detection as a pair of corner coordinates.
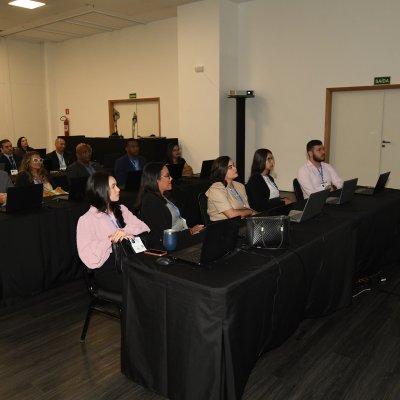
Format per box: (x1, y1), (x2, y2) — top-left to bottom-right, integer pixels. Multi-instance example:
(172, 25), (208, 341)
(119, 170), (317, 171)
(137, 162), (203, 249)
(246, 148), (292, 212)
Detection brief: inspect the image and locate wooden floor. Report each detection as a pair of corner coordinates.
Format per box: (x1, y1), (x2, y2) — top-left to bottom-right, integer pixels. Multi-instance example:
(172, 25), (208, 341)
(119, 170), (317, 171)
(1, 263), (400, 400)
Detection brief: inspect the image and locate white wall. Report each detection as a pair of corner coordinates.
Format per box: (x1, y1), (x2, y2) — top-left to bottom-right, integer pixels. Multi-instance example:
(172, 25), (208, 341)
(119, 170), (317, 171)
(177, 0), (221, 172)
(0, 38), (47, 150)
(237, 0), (400, 189)
(44, 18), (179, 151)
(3, 0), (400, 184)
(219, 0), (239, 159)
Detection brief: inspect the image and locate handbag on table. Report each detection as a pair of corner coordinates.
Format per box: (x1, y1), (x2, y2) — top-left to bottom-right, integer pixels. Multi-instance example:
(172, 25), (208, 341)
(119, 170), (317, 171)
(246, 215), (290, 249)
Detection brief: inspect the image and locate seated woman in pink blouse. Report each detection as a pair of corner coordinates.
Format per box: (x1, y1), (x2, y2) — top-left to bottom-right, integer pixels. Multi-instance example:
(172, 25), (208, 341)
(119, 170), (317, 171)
(77, 171), (149, 293)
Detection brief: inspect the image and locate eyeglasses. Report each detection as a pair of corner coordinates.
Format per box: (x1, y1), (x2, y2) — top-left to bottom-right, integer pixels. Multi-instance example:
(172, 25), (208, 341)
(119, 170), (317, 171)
(32, 158), (43, 163)
(160, 174), (172, 179)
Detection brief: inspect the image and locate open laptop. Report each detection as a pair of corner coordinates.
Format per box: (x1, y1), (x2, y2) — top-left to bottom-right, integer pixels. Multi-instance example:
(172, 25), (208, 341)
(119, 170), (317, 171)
(326, 178), (358, 205)
(167, 163), (184, 181)
(288, 189), (329, 223)
(355, 172), (390, 196)
(171, 216), (241, 265)
(200, 159), (214, 179)
(3, 184), (43, 212)
(125, 170), (142, 192)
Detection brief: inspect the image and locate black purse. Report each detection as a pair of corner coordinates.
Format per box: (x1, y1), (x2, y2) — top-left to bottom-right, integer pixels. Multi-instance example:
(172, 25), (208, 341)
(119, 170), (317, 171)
(246, 215), (290, 249)
(112, 240), (132, 273)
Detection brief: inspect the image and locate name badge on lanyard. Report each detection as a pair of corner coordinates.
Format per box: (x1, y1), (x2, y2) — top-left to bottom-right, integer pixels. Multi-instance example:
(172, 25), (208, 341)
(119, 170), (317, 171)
(317, 165), (328, 189)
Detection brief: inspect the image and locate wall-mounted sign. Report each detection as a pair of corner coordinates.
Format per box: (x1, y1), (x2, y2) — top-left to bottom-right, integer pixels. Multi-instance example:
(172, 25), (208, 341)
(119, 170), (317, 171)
(374, 76), (391, 85)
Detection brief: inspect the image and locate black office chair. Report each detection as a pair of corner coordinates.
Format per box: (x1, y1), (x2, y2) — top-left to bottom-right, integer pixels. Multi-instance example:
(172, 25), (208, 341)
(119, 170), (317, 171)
(80, 242), (126, 342)
(293, 178), (304, 202)
(198, 192), (211, 226)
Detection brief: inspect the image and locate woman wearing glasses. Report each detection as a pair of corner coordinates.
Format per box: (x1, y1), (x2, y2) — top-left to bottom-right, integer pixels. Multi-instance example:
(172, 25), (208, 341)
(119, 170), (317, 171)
(206, 156), (255, 221)
(15, 151), (54, 191)
(137, 162), (203, 249)
(246, 148), (292, 212)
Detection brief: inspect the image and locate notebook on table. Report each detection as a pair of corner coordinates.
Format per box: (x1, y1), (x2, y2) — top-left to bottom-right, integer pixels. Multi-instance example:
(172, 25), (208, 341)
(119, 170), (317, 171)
(288, 190), (329, 223)
(171, 216), (241, 266)
(326, 178), (358, 205)
(354, 172), (390, 196)
(3, 184), (43, 213)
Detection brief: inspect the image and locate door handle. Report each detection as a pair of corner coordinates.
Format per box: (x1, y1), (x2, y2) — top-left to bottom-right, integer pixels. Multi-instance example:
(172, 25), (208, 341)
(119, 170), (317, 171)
(382, 140), (391, 144)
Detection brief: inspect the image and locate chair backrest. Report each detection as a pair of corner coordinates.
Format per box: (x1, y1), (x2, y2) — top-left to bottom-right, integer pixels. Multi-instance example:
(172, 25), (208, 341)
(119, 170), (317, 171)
(198, 192), (211, 226)
(293, 178), (304, 202)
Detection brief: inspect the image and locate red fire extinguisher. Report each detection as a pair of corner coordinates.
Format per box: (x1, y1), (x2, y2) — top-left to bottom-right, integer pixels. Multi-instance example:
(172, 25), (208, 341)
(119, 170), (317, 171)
(60, 115), (70, 136)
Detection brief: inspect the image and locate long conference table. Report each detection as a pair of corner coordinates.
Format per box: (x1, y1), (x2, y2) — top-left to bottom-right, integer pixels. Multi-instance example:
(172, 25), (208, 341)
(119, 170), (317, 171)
(121, 189), (400, 400)
(0, 178), (210, 305)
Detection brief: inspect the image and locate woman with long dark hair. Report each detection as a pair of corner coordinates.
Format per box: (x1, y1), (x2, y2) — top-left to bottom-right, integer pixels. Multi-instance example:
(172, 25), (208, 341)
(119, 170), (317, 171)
(164, 143), (193, 176)
(77, 171), (149, 292)
(246, 148), (292, 212)
(206, 156), (255, 221)
(137, 162), (203, 249)
(15, 136), (34, 158)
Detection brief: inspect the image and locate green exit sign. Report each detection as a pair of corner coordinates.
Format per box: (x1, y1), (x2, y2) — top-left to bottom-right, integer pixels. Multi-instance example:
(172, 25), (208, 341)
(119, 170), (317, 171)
(374, 76), (391, 85)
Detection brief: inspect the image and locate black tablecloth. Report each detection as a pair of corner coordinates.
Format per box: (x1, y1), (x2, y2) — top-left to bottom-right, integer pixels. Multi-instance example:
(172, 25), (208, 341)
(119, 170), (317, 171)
(121, 190), (400, 400)
(0, 177), (209, 305)
(0, 201), (87, 305)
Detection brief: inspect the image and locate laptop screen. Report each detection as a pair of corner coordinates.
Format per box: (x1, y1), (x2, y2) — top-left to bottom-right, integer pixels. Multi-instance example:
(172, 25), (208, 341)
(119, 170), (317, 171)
(6, 184), (43, 212)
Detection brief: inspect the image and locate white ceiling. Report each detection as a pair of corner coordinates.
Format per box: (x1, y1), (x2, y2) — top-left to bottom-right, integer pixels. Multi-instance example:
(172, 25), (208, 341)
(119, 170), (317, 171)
(0, 0), (199, 43)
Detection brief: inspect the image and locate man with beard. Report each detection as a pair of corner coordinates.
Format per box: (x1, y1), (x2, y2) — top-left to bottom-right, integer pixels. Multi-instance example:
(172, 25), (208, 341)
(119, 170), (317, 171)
(297, 139), (343, 199)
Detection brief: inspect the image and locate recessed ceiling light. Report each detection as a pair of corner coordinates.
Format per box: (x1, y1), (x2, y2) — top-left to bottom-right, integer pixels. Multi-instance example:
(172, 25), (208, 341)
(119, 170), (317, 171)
(8, 0), (46, 10)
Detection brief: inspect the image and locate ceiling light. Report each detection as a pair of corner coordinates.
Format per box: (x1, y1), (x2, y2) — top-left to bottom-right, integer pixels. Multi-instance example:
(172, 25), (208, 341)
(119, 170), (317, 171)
(8, 0), (46, 9)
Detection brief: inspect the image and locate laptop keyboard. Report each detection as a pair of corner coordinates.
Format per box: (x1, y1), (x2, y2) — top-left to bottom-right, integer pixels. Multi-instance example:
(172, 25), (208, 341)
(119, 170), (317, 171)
(174, 247), (202, 264)
(355, 187), (374, 194)
(288, 209), (302, 222)
(326, 197), (339, 204)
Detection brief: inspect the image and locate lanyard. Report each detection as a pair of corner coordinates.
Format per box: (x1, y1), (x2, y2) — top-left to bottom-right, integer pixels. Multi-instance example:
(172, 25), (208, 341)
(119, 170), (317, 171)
(317, 165), (324, 184)
(8, 155), (17, 169)
(227, 185), (245, 207)
(165, 198), (181, 217)
(265, 175), (279, 190)
(107, 212), (121, 229)
(130, 158), (138, 170)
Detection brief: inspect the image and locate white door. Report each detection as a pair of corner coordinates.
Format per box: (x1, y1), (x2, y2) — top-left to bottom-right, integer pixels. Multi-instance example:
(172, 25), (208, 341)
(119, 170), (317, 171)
(330, 90), (384, 186)
(380, 89), (400, 188)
